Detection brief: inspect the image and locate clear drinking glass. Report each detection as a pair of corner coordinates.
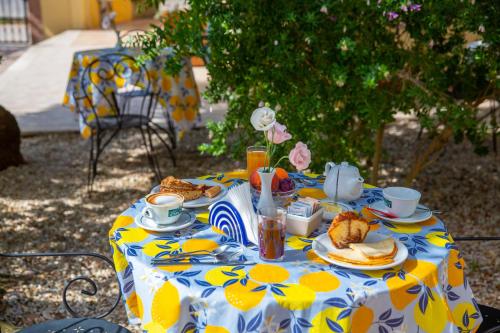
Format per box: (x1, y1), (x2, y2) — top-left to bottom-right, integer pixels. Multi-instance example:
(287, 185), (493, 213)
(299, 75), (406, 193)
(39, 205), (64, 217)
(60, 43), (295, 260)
(246, 146), (268, 180)
(257, 206), (287, 261)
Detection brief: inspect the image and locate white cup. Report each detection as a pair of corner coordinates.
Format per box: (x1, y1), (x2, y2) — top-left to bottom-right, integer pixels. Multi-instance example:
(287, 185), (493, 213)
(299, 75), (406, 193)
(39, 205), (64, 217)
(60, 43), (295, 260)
(143, 193), (185, 225)
(382, 187), (421, 218)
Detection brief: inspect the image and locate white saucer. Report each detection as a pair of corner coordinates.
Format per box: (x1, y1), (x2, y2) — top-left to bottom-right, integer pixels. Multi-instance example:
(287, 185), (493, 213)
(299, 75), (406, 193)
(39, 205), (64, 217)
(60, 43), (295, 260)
(368, 201), (433, 224)
(312, 233), (408, 270)
(151, 179), (228, 208)
(135, 211), (195, 232)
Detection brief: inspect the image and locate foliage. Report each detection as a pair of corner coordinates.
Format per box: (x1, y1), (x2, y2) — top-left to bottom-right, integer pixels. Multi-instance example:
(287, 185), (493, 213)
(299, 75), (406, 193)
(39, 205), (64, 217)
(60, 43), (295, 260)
(134, 0), (498, 180)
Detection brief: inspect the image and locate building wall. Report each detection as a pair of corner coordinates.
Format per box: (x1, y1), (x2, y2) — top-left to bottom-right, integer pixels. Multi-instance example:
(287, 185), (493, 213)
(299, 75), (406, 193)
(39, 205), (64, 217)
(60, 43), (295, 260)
(38, 0), (134, 37)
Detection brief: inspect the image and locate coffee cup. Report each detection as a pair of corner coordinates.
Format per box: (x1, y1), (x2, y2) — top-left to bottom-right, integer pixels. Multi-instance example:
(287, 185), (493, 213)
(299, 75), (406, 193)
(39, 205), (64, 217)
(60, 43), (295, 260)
(143, 193), (185, 225)
(382, 187), (421, 218)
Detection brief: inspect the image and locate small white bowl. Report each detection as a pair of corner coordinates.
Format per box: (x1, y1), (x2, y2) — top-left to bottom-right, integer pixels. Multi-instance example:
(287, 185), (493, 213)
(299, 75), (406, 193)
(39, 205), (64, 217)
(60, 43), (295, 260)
(382, 187), (421, 218)
(286, 208), (324, 237)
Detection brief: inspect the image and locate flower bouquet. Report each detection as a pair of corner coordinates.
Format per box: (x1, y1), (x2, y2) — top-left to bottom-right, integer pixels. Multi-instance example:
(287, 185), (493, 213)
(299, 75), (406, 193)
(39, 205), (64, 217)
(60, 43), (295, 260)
(248, 106), (311, 210)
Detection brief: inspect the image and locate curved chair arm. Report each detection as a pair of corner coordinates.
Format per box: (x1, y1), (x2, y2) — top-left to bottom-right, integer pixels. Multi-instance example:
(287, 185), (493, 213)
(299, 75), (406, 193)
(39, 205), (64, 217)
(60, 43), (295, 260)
(0, 252), (121, 319)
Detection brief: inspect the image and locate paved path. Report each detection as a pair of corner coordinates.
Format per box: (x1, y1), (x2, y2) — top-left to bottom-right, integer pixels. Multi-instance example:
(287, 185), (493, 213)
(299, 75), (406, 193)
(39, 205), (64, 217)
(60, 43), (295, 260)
(0, 29), (225, 135)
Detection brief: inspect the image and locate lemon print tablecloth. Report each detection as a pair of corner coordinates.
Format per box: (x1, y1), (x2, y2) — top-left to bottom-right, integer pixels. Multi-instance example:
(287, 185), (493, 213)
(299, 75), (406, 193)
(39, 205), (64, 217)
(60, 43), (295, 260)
(63, 47), (200, 139)
(109, 172), (482, 333)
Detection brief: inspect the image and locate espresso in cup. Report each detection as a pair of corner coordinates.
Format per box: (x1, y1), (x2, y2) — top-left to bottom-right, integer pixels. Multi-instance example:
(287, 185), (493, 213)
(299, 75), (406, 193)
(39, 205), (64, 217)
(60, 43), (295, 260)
(382, 187), (421, 218)
(143, 193), (185, 225)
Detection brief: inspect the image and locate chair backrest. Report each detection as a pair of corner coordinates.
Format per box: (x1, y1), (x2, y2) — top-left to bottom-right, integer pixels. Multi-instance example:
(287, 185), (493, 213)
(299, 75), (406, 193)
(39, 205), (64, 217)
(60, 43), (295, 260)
(74, 51), (160, 132)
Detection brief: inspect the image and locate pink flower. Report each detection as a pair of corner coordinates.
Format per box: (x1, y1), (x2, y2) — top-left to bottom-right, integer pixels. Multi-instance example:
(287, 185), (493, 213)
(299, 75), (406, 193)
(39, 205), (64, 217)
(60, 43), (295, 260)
(289, 142), (311, 171)
(267, 122), (292, 144)
(387, 11), (399, 21)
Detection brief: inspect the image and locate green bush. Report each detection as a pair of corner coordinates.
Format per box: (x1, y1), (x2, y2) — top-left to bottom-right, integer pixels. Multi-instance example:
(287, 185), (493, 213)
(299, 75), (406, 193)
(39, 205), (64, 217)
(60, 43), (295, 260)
(135, 0), (498, 183)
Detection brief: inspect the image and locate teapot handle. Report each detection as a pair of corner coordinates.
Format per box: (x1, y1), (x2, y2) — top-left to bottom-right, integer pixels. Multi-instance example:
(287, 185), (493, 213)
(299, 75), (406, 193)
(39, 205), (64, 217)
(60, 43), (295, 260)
(325, 162), (336, 175)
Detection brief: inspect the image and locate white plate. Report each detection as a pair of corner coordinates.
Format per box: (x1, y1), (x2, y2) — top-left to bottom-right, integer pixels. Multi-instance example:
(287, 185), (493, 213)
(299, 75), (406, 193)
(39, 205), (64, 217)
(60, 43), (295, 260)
(368, 201), (432, 224)
(312, 233), (408, 270)
(135, 211), (195, 232)
(151, 179), (228, 208)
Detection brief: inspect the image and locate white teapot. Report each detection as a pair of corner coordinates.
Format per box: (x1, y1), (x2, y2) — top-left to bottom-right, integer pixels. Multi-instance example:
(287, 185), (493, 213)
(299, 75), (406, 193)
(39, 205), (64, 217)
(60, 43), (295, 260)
(323, 162), (364, 201)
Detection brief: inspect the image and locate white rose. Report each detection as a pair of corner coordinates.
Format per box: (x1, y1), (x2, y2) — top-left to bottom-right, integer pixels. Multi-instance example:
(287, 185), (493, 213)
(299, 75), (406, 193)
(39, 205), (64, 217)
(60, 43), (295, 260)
(250, 107), (276, 131)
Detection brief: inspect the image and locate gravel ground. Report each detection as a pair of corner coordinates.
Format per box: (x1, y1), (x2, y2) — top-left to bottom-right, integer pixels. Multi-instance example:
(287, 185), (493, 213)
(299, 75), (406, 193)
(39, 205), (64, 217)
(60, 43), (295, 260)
(0, 120), (498, 331)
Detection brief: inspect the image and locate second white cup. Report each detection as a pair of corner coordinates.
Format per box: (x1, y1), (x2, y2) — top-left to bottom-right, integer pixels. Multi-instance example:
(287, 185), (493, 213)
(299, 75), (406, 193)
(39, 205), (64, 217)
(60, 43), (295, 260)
(382, 187), (421, 218)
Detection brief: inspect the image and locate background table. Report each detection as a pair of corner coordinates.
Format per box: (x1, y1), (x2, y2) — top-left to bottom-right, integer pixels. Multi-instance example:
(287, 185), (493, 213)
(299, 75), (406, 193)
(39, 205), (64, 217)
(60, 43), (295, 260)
(63, 47), (200, 139)
(109, 171), (482, 333)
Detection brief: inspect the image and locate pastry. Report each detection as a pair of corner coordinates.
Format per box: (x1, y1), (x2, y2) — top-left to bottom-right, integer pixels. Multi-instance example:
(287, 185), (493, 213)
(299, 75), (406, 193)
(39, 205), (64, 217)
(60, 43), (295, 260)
(160, 176), (203, 201)
(161, 176), (195, 190)
(327, 211), (369, 249)
(204, 186), (221, 198)
(161, 189), (203, 201)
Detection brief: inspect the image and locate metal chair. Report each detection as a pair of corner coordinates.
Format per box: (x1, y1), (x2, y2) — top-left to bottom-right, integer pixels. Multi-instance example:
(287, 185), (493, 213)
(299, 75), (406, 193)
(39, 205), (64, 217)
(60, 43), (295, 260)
(454, 236), (500, 333)
(74, 52), (177, 192)
(0, 252), (131, 333)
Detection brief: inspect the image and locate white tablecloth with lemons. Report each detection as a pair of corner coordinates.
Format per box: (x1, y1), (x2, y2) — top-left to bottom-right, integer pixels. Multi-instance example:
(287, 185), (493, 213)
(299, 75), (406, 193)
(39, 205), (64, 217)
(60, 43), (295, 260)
(63, 47), (200, 139)
(109, 171), (482, 333)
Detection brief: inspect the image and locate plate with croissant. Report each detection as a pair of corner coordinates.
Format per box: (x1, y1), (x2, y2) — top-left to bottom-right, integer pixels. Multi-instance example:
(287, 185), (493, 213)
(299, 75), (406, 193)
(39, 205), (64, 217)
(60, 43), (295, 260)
(151, 176), (228, 208)
(312, 211), (408, 270)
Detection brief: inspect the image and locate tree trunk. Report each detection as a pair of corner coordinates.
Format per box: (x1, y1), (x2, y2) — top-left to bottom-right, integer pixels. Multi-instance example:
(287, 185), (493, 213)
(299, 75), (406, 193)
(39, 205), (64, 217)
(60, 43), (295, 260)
(0, 105), (24, 171)
(404, 126), (453, 185)
(370, 123), (385, 186)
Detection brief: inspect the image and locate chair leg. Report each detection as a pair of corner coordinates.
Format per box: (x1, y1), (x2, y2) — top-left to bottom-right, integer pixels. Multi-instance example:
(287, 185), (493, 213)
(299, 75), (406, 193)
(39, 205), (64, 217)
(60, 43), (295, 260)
(149, 124), (176, 167)
(146, 127), (163, 181)
(139, 127), (161, 183)
(87, 135), (96, 194)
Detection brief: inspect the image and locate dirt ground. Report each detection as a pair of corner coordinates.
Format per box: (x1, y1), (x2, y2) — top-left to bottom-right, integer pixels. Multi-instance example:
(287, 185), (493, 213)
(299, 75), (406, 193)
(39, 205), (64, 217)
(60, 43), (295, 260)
(0, 119), (498, 331)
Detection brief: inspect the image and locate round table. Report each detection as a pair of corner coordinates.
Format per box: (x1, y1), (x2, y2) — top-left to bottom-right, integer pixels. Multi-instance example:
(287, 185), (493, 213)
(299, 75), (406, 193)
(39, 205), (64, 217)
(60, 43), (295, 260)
(109, 171), (482, 333)
(63, 47), (200, 139)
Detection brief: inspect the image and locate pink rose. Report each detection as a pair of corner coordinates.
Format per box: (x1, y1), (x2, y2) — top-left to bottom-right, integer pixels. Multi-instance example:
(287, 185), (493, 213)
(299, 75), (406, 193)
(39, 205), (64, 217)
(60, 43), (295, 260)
(267, 122), (292, 144)
(289, 141), (311, 171)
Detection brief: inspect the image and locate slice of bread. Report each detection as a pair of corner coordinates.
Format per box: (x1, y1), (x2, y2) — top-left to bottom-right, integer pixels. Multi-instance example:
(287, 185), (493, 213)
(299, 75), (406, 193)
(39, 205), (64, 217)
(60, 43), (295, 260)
(349, 238), (397, 259)
(328, 211), (369, 249)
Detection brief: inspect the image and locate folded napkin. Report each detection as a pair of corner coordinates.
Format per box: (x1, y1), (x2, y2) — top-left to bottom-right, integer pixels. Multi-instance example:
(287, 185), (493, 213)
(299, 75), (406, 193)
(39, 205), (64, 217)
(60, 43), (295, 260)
(209, 183), (258, 245)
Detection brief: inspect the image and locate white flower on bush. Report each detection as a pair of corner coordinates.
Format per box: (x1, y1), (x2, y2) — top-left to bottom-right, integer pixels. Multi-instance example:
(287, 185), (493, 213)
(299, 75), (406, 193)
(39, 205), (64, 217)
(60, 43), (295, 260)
(251, 107), (276, 131)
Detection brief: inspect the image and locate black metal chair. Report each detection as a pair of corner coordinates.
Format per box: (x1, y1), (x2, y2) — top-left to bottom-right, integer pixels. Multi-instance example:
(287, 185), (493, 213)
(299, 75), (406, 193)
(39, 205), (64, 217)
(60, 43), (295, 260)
(73, 52), (177, 192)
(0, 252), (131, 333)
(454, 236), (500, 333)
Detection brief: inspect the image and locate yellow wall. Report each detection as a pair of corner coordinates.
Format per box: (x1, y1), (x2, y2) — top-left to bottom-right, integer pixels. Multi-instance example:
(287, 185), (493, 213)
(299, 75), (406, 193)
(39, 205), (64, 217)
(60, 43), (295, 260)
(111, 0), (134, 23)
(39, 0), (134, 37)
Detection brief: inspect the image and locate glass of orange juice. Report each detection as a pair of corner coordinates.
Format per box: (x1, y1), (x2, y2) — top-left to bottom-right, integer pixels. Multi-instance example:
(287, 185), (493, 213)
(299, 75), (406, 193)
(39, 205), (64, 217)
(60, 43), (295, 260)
(247, 146), (268, 179)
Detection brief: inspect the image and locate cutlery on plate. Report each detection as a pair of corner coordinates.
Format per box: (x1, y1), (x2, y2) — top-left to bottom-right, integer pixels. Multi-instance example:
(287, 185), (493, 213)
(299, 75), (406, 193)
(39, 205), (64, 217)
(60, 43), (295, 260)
(366, 207), (398, 218)
(415, 207), (442, 214)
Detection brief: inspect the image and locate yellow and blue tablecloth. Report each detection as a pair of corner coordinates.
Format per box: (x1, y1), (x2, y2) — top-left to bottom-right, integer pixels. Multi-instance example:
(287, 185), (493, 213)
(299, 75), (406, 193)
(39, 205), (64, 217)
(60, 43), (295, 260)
(109, 172), (482, 333)
(63, 47), (200, 139)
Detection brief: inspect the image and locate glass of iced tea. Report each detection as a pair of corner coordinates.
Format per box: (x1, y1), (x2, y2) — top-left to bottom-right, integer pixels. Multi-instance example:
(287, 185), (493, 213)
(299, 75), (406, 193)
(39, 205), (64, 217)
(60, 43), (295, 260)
(246, 146), (268, 180)
(257, 206), (287, 261)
